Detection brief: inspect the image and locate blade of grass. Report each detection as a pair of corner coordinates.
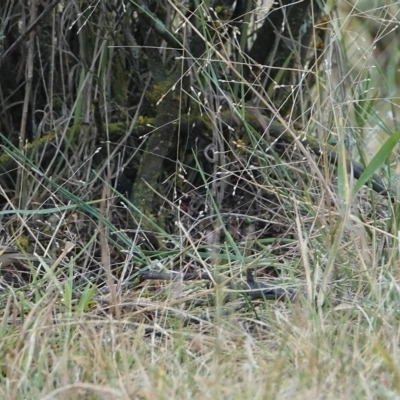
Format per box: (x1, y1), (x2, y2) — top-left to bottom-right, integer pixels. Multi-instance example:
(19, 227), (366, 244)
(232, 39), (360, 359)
(352, 129), (400, 197)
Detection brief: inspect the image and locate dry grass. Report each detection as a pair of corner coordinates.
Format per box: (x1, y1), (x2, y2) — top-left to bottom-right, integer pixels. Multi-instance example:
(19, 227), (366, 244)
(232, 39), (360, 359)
(2, 284), (400, 399)
(0, 0), (400, 399)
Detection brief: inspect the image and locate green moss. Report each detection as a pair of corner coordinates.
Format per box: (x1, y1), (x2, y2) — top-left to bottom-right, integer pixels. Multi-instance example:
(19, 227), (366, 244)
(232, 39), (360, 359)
(213, 4), (233, 20)
(15, 236), (30, 252)
(145, 78), (176, 106)
(27, 131), (58, 149)
(0, 153), (10, 164)
(106, 122), (128, 134)
(137, 116), (155, 126)
(0, 130), (62, 164)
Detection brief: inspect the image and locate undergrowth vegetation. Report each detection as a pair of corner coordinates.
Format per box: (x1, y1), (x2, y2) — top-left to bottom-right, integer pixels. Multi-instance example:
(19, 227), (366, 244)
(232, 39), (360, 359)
(0, 0), (399, 398)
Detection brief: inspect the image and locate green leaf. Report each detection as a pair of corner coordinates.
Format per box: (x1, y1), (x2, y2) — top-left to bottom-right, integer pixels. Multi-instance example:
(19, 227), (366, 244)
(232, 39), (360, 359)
(352, 129), (400, 197)
(337, 135), (350, 205)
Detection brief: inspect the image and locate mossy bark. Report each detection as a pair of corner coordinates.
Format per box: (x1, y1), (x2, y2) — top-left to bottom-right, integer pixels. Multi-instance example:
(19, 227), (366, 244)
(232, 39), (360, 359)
(130, 20), (182, 230)
(130, 81), (179, 218)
